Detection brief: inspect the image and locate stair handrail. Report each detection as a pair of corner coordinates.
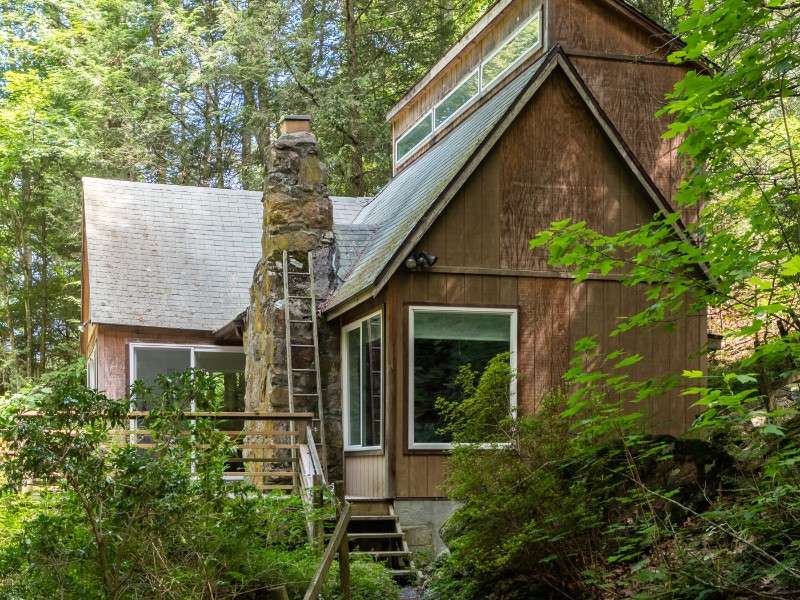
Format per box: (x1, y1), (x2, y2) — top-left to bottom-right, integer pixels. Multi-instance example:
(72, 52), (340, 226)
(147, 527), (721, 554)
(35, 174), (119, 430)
(303, 481), (351, 600)
(298, 426), (328, 546)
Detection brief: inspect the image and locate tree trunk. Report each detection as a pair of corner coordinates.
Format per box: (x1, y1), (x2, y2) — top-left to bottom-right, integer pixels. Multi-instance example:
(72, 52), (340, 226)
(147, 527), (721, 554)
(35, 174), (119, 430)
(39, 214), (48, 375)
(343, 0), (364, 196)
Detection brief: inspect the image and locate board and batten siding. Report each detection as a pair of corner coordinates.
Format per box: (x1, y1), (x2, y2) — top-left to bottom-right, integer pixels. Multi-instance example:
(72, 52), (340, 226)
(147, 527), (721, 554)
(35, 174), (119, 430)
(382, 67), (706, 499)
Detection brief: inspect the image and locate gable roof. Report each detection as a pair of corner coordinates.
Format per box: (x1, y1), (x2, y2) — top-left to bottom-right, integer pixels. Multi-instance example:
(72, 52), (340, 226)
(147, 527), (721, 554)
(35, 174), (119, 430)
(324, 46), (703, 318)
(83, 178), (264, 332)
(83, 178), (369, 332)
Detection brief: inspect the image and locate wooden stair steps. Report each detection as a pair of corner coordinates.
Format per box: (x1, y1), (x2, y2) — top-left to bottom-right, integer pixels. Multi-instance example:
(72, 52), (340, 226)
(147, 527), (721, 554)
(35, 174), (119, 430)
(351, 550), (411, 560)
(342, 502), (418, 582)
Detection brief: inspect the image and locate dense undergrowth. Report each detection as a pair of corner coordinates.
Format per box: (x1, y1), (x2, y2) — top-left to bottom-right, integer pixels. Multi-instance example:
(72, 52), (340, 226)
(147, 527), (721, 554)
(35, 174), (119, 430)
(423, 354), (800, 599)
(0, 364), (399, 600)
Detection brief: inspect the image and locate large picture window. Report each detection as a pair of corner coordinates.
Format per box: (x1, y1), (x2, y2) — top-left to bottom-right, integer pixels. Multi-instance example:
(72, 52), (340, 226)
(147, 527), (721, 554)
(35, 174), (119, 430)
(343, 312), (383, 451)
(409, 307), (517, 449)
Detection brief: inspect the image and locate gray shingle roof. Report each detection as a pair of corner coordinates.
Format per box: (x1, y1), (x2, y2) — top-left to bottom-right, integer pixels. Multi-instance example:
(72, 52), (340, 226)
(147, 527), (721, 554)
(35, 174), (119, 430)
(325, 54), (549, 314)
(331, 196), (372, 224)
(84, 178), (265, 331)
(333, 224), (379, 280)
(84, 180), (376, 331)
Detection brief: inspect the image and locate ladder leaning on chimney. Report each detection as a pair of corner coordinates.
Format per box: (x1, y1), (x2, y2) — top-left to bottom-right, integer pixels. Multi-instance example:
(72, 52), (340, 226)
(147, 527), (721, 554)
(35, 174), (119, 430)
(282, 250), (328, 482)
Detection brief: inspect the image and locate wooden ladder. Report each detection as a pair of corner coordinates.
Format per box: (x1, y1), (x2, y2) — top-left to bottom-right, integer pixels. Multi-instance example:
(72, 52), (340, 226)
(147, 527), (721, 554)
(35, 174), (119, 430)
(282, 250), (328, 481)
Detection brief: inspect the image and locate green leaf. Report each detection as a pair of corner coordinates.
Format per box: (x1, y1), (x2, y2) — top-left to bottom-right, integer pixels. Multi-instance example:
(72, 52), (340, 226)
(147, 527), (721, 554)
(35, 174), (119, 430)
(781, 255), (800, 276)
(760, 423), (785, 436)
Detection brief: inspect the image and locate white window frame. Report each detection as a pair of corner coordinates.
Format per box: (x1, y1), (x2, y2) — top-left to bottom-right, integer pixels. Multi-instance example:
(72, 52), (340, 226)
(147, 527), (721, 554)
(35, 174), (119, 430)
(408, 306), (518, 450)
(342, 310), (384, 452)
(395, 110), (434, 164)
(87, 342), (98, 390)
(395, 6), (543, 167)
(129, 344), (245, 382)
(480, 10), (542, 93)
(433, 68), (480, 130)
(128, 343), (247, 478)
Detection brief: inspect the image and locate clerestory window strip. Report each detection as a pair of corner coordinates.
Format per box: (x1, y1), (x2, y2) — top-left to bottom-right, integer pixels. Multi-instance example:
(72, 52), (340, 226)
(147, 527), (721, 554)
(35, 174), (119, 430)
(395, 9), (542, 165)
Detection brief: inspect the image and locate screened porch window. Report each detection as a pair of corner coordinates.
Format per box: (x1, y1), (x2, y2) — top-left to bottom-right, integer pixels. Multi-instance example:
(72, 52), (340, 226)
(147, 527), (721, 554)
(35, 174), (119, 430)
(130, 345), (245, 410)
(129, 344), (246, 473)
(343, 312), (383, 451)
(409, 307), (517, 449)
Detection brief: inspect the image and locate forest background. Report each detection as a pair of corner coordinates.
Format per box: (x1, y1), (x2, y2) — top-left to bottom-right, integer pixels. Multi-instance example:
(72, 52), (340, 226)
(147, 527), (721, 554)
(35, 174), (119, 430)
(0, 0), (682, 391)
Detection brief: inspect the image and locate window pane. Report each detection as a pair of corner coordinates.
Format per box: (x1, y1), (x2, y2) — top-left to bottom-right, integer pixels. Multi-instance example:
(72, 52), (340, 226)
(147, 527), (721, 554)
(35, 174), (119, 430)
(396, 112), (433, 161)
(412, 312), (511, 445)
(133, 347), (192, 398)
(195, 351), (246, 412)
(434, 71), (479, 128)
(347, 328), (362, 447)
(482, 15), (540, 88)
(87, 345), (98, 390)
(361, 316), (382, 447)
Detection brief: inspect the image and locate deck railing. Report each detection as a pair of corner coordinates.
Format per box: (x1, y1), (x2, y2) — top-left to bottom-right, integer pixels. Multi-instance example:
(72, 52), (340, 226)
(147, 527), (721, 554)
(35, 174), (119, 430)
(4, 410), (315, 493)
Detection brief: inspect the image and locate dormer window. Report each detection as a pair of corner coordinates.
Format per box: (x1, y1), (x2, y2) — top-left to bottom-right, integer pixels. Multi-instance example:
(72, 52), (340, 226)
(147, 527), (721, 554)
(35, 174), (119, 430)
(395, 8), (542, 165)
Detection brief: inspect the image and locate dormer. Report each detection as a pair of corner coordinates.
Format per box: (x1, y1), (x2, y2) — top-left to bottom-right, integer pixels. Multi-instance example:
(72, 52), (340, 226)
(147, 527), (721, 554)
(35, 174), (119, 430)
(390, 0), (546, 173)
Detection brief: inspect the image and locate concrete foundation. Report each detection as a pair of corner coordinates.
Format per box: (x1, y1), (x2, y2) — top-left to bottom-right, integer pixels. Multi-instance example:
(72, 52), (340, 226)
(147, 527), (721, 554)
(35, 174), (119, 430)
(395, 499), (462, 556)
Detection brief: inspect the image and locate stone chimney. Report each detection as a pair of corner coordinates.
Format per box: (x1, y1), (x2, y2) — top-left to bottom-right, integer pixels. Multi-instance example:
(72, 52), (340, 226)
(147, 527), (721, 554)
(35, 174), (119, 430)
(243, 118), (342, 480)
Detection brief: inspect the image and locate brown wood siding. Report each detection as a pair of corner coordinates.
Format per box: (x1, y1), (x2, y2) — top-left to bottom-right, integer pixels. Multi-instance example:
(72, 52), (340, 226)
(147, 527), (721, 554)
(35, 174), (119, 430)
(497, 69), (653, 271)
(571, 56), (695, 220)
(387, 267), (705, 498)
(345, 455), (389, 498)
(94, 325), (219, 400)
(379, 63), (706, 498)
(389, 271), (519, 498)
(554, 0), (671, 58)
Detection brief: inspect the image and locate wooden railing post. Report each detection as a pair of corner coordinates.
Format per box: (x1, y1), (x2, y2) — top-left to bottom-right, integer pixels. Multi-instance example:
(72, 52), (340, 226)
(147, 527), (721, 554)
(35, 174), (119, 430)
(334, 480), (351, 600)
(303, 503), (351, 600)
(312, 473), (324, 552)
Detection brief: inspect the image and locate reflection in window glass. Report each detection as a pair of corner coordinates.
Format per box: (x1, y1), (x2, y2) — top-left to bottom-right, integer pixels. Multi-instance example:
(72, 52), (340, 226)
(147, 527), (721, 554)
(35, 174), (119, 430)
(435, 71), (479, 128)
(411, 309), (514, 447)
(133, 346), (192, 407)
(344, 313), (382, 450)
(482, 15), (540, 88)
(396, 112), (433, 161)
(87, 344), (98, 390)
(196, 351), (246, 413)
(347, 328), (362, 447)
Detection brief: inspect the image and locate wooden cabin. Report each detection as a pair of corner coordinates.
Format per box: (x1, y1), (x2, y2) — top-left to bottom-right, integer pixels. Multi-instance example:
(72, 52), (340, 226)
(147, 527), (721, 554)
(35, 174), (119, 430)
(318, 0), (707, 546)
(82, 0), (708, 554)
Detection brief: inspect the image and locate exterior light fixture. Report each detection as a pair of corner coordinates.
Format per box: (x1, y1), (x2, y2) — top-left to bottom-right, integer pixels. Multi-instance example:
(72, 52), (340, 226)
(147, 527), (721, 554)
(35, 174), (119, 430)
(404, 252), (439, 270)
(416, 252), (438, 268)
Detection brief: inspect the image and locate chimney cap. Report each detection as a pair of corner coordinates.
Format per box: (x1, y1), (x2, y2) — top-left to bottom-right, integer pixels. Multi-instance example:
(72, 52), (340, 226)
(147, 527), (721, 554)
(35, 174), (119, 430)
(279, 114), (312, 135)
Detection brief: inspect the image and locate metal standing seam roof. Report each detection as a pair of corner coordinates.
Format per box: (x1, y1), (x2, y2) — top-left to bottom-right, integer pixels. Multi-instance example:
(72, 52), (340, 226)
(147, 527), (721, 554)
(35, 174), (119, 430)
(324, 53), (549, 314)
(84, 179), (372, 332)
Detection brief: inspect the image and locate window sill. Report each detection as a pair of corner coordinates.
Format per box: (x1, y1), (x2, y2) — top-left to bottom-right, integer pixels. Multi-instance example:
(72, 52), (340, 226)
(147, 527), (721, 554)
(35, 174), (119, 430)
(344, 448), (384, 457)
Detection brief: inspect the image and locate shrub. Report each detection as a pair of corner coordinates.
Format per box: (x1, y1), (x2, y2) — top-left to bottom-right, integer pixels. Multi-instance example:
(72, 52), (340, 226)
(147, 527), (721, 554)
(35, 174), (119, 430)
(0, 364), (398, 600)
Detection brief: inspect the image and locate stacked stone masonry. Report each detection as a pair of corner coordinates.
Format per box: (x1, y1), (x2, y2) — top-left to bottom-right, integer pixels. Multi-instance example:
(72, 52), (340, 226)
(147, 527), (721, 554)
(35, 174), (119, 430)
(243, 131), (343, 481)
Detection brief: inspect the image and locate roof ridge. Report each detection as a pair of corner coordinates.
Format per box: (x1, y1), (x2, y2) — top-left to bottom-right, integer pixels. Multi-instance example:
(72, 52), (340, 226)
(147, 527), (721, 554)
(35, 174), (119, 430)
(82, 177), (263, 196)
